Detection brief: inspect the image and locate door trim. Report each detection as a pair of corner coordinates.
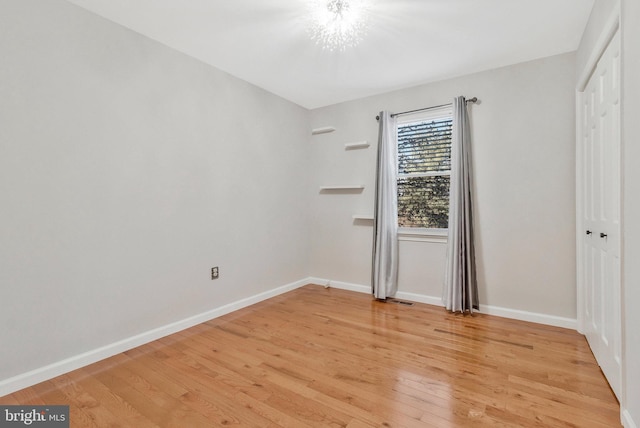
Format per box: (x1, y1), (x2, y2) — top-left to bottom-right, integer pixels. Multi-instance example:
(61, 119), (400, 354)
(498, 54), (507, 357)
(577, 5), (620, 92)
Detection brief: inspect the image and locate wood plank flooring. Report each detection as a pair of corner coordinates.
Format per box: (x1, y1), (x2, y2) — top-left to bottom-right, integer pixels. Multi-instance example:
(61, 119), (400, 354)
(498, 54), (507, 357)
(1, 285), (621, 427)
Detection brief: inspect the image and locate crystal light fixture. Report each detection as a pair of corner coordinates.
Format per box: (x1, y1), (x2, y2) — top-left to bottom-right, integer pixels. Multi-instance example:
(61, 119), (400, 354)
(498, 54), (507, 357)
(308, 0), (370, 51)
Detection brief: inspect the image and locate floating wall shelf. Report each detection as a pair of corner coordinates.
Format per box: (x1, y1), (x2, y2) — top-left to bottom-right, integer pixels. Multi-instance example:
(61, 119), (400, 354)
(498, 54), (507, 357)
(352, 214), (374, 220)
(319, 185), (365, 191)
(345, 141), (370, 150)
(311, 126), (336, 135)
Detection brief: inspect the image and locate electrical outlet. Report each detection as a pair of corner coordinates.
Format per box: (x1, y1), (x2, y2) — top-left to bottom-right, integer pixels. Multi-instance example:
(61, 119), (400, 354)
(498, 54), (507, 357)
(211, 267), (219, 279)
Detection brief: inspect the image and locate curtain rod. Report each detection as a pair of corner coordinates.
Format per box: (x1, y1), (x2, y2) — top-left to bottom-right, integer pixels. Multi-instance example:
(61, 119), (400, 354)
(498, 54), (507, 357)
(375, 97), (478, 121)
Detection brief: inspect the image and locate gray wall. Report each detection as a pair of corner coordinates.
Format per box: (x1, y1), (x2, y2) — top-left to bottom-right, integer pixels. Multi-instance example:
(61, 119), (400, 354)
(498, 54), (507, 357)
(622, 0), (640, 424)
(309, 53), (577, 319)
(0, 0), (310, 381)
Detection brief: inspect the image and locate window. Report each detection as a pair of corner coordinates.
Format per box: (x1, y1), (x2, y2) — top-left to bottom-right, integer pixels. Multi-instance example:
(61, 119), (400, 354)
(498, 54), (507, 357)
(396, 107), (452, 234)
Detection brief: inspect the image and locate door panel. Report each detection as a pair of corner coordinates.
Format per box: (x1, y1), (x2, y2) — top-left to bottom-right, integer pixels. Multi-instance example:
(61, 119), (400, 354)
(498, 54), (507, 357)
(580, 30), (621, 400)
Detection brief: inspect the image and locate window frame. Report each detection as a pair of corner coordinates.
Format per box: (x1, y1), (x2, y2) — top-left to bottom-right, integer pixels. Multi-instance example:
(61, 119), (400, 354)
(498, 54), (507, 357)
(395, 105), (453, 242)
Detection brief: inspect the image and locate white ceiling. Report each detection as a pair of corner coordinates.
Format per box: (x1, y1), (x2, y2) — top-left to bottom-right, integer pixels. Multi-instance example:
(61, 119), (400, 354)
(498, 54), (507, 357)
(65, 0), (594, 109)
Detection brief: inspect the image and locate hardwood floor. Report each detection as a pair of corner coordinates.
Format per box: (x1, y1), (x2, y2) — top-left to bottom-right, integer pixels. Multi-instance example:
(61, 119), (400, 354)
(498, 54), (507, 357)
(1, 285), (620, 427)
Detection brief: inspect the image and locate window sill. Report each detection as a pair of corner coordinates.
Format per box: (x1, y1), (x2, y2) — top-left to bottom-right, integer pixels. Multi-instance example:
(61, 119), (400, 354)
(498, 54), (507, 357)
(398, 228), (448, 243)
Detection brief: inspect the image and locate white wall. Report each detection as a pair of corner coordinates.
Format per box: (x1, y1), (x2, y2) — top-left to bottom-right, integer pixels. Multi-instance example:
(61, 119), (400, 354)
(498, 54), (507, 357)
(622, 0), (640, 425)
(0, 0), (309, 383)
(309, 53), (577, 320)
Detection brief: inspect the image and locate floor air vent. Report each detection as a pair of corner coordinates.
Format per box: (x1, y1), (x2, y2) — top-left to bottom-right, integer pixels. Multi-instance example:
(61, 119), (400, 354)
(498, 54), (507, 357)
(388, 299), (414, 306)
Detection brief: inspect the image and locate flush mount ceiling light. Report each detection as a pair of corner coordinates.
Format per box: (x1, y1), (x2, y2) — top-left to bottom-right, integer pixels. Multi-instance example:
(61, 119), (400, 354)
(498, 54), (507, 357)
(308, 0), (370, 52)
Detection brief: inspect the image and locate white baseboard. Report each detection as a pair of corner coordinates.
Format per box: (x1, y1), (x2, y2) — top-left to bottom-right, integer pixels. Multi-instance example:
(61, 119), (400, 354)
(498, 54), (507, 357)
(623, 409), (638, 428)
(307, 277), (577, 330)
(478, 303), (577, 330)
(395, 291), (443, 307)
(0, 278), (308, 398)
(308, 277), (370, 294)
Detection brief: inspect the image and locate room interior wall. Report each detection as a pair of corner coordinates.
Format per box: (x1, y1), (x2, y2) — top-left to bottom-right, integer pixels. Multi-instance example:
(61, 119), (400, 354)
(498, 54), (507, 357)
(309, 52), (577, 321)
(0, 0), (310, 384)
(622, 0), (640, 425)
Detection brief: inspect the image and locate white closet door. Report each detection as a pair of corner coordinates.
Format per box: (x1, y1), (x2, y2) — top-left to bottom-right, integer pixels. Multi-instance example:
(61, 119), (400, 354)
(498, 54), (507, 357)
(580, 30), (621, 400)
